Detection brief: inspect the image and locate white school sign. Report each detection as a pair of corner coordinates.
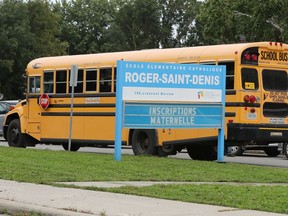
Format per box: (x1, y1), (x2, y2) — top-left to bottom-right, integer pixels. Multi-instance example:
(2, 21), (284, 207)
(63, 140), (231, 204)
(115, 61), (226, 161)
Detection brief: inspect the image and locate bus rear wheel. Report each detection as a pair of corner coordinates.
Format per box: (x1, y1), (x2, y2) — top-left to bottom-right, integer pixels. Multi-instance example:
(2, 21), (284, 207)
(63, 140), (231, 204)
(187, 145), (217, 161)
(131, 129), (157, 155)
(62, 143), (81, 151)
(7, 119), (26, 148)
(158, 145), (176, 157)
(264, 147), (281, 157)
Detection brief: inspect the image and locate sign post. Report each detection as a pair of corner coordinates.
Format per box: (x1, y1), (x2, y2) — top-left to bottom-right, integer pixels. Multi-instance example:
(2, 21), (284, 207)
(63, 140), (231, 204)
(115, 61), (226, 161)
(68, 64), (78, 151)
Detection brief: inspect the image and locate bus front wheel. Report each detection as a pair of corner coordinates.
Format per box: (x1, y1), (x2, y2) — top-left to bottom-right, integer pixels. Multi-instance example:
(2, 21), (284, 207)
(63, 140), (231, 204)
(7, 119), (26, 148)
(131, 129), (157, 155)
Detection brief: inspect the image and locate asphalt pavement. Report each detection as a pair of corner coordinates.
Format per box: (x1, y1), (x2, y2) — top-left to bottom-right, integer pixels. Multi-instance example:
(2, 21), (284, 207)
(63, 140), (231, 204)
(0, 179), (287, 216)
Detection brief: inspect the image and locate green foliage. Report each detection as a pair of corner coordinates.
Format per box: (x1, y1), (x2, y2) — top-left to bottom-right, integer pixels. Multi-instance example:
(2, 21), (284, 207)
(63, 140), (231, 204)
(198, 0), (288, 44)
(114, 0), (160, 50)
(59, 0), (116, 54)
(0, 0), (67, 99)
(27, 0), (68, 57)
(0, 0), (30, 98)
(1, 0), (288, 98)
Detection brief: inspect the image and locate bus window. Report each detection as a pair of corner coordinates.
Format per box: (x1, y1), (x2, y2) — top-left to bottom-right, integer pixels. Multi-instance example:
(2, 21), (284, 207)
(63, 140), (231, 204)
(100, 68), (112, 92)
(199, 61), (235, 89)
(86, 68), (97, 92)
(219, 62), (234, 89)
(69, 69), (83, 93)
(262, 70), (287, 91)
(241, 68), (259, 90)
(44, 71), (54, 93)
(29, 76), (40, 93)
(56, 70), (67, 93)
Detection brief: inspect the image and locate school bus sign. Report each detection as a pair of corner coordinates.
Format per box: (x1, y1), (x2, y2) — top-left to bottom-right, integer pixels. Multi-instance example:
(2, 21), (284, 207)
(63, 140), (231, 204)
(115, 60), (226, 161)
(259, 48), (288, 66)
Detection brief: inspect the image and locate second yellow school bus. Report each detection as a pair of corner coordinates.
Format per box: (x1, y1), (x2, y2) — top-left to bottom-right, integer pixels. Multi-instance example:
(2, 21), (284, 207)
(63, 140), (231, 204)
(3, 42), (288, 160)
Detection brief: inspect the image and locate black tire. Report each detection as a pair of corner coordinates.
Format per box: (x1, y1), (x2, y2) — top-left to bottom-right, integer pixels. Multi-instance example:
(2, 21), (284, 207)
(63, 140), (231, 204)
(187, 145), (217, 161)
(7, 119), (26, 148)
(131, 129), (157, 155)
(227, 146), (245, 156)
(158, 145), (176, 157)
(264, 147), (281, 157)
(62, 143), (81, 151)
(283, 143), (288, 159)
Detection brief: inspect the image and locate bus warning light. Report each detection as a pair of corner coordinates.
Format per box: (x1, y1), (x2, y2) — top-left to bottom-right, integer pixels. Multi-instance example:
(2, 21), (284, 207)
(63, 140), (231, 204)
(251, 54), (258, 61)
(249, 95), (256, 103)
(244, 95), (250, 103)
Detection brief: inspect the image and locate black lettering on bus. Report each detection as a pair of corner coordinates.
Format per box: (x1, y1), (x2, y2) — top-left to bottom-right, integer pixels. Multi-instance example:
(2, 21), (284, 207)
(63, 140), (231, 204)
(260, 51), (279, 61)
(279, 52), (288, 61)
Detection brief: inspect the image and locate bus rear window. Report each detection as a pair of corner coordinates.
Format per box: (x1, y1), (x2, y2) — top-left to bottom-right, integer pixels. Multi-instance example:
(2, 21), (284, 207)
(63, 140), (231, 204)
(241, 68), (259, 90)
(262, 70), (287, 91)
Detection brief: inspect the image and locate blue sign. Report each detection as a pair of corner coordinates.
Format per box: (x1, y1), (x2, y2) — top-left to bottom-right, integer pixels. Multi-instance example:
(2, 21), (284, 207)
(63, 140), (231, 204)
(118, 61), (225, 103)
(124, 103), (222, 128)
(115, 60), (226, 162)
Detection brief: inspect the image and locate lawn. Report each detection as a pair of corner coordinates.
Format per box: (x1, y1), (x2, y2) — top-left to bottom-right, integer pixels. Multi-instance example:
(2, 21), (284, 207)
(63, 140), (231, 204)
(0, 146), (287, 214)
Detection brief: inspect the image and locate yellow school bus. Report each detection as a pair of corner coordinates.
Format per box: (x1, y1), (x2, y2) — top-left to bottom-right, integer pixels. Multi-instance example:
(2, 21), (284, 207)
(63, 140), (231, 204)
(3, 42), (288, 160)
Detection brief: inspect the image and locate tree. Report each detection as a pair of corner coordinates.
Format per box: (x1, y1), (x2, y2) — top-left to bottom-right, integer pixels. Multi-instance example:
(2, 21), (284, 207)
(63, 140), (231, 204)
(58, 0), (116, 54)
(112, 0), (200, 49)
(0, 0), (32, 99)
(114, 0), (161, 50)
(27, 0), (68, 57)
(197, 0), (288, 44)
(0, 0), (67, 99)
(157, 0), (200, 48)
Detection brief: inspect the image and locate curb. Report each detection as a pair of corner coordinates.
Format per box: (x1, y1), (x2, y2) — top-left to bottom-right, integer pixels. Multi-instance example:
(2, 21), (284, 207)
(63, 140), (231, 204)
(0, 199), (94, 216)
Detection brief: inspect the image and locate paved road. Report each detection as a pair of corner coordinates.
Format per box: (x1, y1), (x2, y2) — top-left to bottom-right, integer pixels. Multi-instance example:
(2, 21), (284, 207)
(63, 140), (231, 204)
(0, 138), (287, 168)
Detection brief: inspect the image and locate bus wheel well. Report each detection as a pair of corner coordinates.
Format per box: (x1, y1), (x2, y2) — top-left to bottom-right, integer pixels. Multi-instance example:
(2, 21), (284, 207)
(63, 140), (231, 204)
(3, 113), (20, 140)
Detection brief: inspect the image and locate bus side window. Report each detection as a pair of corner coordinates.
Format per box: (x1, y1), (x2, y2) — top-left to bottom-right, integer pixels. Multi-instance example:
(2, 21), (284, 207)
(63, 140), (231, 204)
(44, 71), (54, 93)
(100, 68), (112, 92)
(241, 68), (259, 90)
(56, 70), (67, 93)
(29, 76), (41, 93)
(69, 69), (83, 93)
(86, 68), (98, 92)
(219, 62), (235, 89)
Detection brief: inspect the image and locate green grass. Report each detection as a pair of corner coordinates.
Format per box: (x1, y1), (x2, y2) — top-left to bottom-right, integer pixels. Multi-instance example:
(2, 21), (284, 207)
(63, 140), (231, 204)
(1, 146), (288, 214)
(102, 184), (288, 214)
